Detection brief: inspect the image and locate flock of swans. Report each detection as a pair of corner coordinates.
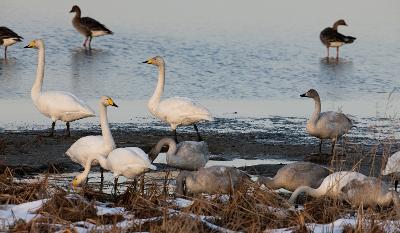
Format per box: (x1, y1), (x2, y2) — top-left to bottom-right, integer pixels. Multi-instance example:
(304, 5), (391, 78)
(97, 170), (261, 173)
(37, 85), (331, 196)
(2, 6), (400, 210)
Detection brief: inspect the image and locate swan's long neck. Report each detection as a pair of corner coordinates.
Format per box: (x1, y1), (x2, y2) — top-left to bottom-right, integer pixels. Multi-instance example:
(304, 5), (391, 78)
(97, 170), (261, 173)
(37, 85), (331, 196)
(309, 96), (321, 125)
(75, 155), (109, 185)
(148, 63), (165, 113)
(99, 103), (115, 149)
(149, 137), (177, 162)
(289, 186), (323, 203)
(31, 44), (45, 102)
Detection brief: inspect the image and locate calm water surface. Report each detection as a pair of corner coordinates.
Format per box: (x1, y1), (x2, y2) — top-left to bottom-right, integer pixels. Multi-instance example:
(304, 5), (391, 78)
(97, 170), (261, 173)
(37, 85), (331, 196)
(0, 0), (400, 132)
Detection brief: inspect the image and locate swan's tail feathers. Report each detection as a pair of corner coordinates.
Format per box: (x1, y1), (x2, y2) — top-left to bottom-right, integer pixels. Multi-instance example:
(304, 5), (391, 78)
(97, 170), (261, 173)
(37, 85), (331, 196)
(344, 36), (356, 44)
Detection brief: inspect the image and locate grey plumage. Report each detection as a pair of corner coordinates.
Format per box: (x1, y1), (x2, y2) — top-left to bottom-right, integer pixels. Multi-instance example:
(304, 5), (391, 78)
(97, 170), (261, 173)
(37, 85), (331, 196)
(258, 162), (330, 192)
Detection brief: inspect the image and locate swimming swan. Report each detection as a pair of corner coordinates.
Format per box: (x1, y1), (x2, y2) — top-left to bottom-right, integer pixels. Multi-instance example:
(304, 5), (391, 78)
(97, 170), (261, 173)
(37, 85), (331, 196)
(176, 166), (251, 195)
(25, 40), (95, 136)
(72, 147), (157, 187)
(381, 151), (400, 191)
(258, 162), (330, 192)
(69, 5), (113, 49)
(0, 26), (23, 59)
(320, 19), (356, 59)
(340, 177), (400, 209)
(288, 171), (366, 204)
(143, 56), (213, 142)
(148, 137), (209, 170)
(300, 89), (352, 155)
(66, 96), (118, 180)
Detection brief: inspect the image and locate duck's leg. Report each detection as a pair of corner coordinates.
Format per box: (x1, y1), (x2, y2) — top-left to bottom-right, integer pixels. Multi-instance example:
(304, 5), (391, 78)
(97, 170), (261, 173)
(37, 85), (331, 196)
(88, 36), (92, 50)
(326, 46), (329, 59)
(336, 47), (339, 60)
(66, 122), (71, 137)
(193, 124), (203, 141)
(48, 122), (56, 137)
(4, 47), (7, 59)
(83, 37), (88, 47)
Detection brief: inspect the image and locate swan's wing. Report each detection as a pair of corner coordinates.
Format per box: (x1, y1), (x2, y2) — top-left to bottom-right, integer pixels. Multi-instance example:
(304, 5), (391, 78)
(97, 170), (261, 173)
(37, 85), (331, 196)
(108, 148), (155, 171)
(157, 97), (213, 121)
(319, 111), (352, 134)
(39, 91), (95, 116)
(66, 136), (104, 165)
(382, 151), (400, 175)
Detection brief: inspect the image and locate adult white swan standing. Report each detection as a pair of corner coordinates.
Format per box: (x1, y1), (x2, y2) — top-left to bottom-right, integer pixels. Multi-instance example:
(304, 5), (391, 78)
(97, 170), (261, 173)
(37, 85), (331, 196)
(142, 56), (213, 142)
(288, 171), (366, 204)
(72, 147), (157, 190)
(300, 89), (352, 155)
(25, 40), (95, 136)
(148, 137), (209, 170)
(258, 162), (330, 192)
(66, 96), (118, 181)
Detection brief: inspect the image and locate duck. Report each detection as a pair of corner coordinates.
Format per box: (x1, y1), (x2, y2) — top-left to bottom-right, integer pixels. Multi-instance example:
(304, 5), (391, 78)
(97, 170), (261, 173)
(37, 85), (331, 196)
(340, 177), (400, 209)
(288, 171), (366, 204)
(258, 162), (330, 192)
(66, 96), (118, 181)
(381, 151), (400, 191)
(300, 89), (353, 155)
(72, 147), (157, 189)
(0, 26), (23, 59)
(25, 39), (95, 136)
(148, 137), (209, 170)
(69, 5), (113, 49)
(175, 166), (251, 195)
(320, 19), (356, 59)
(142, 56), (213, 142)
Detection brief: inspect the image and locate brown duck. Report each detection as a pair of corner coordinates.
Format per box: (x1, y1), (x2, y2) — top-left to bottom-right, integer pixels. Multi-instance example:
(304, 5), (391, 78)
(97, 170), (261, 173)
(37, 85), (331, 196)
(320, 19), (356, 59)
(69, 5), (113, 49)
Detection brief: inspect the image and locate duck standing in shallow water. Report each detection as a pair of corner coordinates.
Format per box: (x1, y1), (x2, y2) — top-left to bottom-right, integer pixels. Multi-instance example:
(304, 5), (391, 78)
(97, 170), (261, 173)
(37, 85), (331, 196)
(300, 89), (352, 155)
(0, 26), (23, 59)
(25, 39), (95, 136)
(143, 56), (213, 142)
(69, 5), (113, 49)
(320, 19), (356, 59)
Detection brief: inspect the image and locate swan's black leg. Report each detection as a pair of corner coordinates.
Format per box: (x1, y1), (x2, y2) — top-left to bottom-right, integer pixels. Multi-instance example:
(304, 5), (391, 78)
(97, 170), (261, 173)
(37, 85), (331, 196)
(193, 124), (203, 141)
(47, 122), (55, 137)
(173, 129), (178, 143)
(395, 180), (398, 192)
(319, 140), (323, 155)
(331, 139), (336, 156)
(114, 177), (119, 195)
(66, 122), (71, 137)
(100, 167), (104, 185)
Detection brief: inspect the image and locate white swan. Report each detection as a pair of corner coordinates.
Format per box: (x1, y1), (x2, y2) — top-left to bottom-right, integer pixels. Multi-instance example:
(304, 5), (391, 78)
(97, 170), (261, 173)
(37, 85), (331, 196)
(340, 177), (400, 209)
(72, 147), (157, 187)
(288, 171), (366, 204)
(381, 151), (400, 191)
(143, 56), (213, 142)
(25, 40), (95, 136)
(300, 89), (352, 155)
(176, 166), (251, 195)
(148, 137), (209, 170)
(258, 162), (330, 192)
(66, 96), (117, 180)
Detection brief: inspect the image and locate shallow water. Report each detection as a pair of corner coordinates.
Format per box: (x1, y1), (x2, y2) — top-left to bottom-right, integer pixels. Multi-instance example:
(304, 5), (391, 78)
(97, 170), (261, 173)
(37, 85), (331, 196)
(1, 0), (400, 136)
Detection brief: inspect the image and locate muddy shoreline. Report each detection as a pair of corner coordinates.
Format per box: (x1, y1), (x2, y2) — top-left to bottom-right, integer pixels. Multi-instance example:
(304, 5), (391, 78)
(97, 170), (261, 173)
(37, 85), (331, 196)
(0, 122), (398, 179)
